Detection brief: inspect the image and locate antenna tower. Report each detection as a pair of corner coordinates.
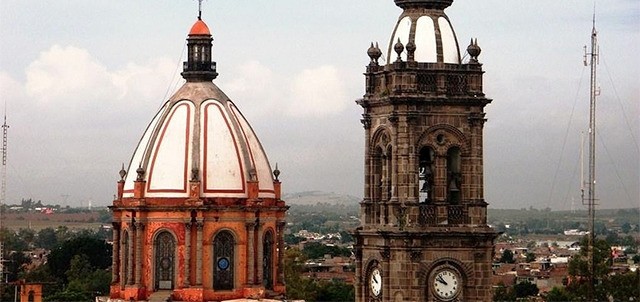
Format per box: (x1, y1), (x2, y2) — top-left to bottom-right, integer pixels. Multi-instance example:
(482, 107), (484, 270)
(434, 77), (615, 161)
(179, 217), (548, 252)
(0, 108), (8, 300)
(582, 11), (599, 302)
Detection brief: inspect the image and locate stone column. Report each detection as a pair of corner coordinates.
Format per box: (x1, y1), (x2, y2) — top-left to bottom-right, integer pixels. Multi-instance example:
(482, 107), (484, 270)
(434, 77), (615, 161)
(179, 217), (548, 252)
(276, 221), (286, 284)
(245, 222), (256, 285)
(195, 220), (204, 286)
(184, 221), (192, 287)
(256, 223), (264, 285)
(112, 222), (120, 283)
(127, 227), (134, 285)
(134, 222), (145, 286)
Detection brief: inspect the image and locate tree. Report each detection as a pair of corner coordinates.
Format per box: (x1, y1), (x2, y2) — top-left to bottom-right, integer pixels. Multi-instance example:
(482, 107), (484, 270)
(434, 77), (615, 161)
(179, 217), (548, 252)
(525, 252), (536, 263)
(66, 254), (93, 281)
(17, 228), (36, 248)
(492, 282), (515, 301)
(284, 248), (318, 301)
(567, 237), (611, 301)
(302, 242), (351, 260)
(500, 249), (515, 264)
(36, 227), (58, 249)
(603, 271), (640, 302)
(47, 234), (112, 283)
(0, 228), (28, 253)
(621, 222), (631, 233)
(513, 281), (538, 298)
(316, 279), (354, 301)
(545, 286), (573, 302)
(284, 234), (305, 245)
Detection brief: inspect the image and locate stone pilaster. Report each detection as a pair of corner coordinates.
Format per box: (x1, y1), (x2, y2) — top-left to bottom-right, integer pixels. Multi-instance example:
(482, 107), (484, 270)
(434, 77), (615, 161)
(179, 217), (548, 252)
(127, 228), (134, 285)
(111, 222), (120, 283)
(134, 221), (145, 286)
(195, 219), (204, 286)
(184, 221), (192, 287)
(256, 222), (264, 285)
(276, 221), (286, 284)
(246, 222), (256, 285)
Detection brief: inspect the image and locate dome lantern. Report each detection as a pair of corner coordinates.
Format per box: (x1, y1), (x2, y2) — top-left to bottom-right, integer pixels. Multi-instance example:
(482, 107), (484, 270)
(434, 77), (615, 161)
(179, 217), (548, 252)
(182, 19), (219, 82)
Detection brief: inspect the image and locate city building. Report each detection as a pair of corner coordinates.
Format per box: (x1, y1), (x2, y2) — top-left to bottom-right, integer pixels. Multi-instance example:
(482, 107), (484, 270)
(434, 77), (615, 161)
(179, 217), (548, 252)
(109, 15), (287, 302)
(353, 0), (498, 301)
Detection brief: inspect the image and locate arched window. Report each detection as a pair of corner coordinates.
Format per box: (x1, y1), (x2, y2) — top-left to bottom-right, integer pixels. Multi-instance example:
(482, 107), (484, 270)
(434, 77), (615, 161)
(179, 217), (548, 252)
(263, 230), (274, 290)
(372, 146), (384, 202)
(418, 147), (435, 203)
(28, 291), (35, 302)
(447, 147), (461, 204)
(213, 231), (235, 290)
(154, 231), (176, 290)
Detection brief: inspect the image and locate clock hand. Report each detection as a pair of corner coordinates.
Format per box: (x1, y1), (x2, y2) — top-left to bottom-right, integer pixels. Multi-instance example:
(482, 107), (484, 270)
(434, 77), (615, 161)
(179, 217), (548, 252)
(437, 276), (448, 286)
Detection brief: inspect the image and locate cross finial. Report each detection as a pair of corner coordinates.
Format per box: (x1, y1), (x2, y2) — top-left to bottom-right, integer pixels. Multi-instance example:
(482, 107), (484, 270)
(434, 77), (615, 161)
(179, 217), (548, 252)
(198, 0), (204, 20)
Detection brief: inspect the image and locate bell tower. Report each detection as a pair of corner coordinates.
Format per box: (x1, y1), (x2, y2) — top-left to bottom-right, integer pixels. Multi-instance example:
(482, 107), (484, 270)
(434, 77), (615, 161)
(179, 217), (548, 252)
(353, 1), (498, 301)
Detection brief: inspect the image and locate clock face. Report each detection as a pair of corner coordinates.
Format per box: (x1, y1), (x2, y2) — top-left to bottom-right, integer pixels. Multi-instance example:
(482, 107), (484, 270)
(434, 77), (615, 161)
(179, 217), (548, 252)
(369, 268), (382, 297)
(433, 269), (460, 300)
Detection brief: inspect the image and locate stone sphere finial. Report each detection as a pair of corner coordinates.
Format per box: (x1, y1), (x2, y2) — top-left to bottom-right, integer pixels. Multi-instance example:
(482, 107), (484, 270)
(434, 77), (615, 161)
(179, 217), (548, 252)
(119, 163), (127, 181)
(467, 38), (481, 63)
(368, 42), (378, 65)
(394, 38), (405, 62)
(406, 41), (416, 61)
(273, 163), (281, 181)
(136, 166), (145, 182)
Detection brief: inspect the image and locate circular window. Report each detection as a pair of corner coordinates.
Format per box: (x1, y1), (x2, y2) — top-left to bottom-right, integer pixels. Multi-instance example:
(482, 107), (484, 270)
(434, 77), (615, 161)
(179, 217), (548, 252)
(436, 134), (445, 145)
(160, 257), (171, 269)
(217, 257), (230, 270)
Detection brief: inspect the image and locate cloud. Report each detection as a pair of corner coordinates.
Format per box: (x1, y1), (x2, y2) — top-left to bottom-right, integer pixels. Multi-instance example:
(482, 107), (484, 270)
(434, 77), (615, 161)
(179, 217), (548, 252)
(222, 61), (349, 119)
(0, 45), (179, 205)
(288, 65), (348, 117)
(25, 45), (116, 105)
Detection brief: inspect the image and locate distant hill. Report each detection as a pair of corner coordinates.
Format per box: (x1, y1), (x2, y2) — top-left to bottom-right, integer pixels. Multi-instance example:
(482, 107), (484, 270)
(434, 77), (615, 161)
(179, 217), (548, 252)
(283, 191), (361, 206)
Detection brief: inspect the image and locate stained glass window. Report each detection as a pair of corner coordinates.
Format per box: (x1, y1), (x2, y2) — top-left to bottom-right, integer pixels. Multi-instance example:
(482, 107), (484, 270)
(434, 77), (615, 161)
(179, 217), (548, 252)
(214, 231), (235, 290)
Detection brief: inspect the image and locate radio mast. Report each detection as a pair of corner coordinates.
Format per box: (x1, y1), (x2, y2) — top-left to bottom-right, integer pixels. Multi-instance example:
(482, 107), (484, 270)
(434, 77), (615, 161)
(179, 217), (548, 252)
(0, 107), (8, 301)
(582, 10), (599, 301)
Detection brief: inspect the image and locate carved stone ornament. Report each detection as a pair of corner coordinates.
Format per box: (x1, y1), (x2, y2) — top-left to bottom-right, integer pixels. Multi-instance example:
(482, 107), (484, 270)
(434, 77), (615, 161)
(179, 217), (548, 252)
(410, 250), (422, 262)
(380, 247), (391, 260)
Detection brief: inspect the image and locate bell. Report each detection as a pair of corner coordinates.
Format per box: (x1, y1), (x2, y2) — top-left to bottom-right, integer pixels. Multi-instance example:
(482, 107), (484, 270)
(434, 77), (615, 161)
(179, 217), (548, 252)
(449, 179), (460, 192)
(420, 181), (430, 193)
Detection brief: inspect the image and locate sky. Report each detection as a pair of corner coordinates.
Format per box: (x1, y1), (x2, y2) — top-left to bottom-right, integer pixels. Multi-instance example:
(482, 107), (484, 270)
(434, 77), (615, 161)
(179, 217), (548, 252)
(0, 0), (638, 210)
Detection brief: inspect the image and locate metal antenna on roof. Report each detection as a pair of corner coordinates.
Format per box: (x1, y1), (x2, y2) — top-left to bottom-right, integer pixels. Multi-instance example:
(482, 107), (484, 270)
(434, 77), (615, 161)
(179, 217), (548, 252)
(198, 0), (204, 20)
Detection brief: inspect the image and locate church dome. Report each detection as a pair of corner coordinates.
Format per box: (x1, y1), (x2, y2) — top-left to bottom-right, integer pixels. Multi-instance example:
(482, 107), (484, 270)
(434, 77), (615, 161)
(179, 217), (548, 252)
(122, 19), (275, 200)
(387, 0), (460, 64)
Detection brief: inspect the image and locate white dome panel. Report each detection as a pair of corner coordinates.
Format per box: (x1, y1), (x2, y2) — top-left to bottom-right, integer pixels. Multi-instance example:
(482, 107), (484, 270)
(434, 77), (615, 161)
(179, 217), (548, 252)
(147, 102), (193, 195)
(202, 100), (245, 195)
(123, 103), (170, 197)
(389, 16), (412, 62)
(438, 17), (460, 63)
(415, 16), (437, 63)
(230, 104), (275, 198)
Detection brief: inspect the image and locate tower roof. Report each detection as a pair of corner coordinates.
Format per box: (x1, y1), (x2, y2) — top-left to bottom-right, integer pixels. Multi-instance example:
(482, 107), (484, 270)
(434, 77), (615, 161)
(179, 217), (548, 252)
(189, 19), (211, 36)
(394, 0), (453, 9)
(387, 0), (460, 64)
